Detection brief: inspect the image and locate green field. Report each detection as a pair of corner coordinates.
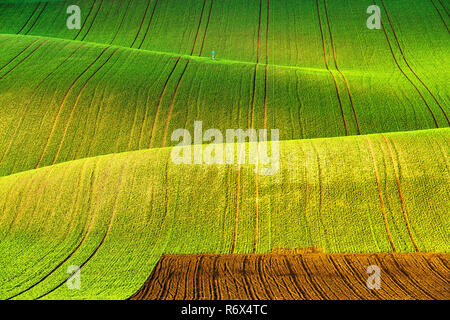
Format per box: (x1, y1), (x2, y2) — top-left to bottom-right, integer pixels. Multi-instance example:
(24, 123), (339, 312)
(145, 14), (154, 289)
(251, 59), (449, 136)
(0, 0), (448, 299)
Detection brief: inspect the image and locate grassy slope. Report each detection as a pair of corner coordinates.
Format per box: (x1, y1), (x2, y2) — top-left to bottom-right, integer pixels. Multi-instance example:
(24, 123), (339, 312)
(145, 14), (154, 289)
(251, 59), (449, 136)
(0, 129), (448, 299)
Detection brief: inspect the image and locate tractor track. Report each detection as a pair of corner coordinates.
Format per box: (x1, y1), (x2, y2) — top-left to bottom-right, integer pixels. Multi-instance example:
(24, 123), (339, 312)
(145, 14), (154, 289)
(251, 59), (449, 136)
(130, 0), (152, 48)
(51, 48), (120, 164)
(0, 39), (48, 80)
(0, 43), (86, 163)
(379, 0), (449, 125)
(137, 0), (159, 49)
(74, 0), (97, 40)
(375, 1), (439, 128)
(380, 133), (419, 252)
(36, 160), (128, 299)
(80, 0), (104, 42)
(35, 46), (111, 169)
(315, 0), (348, 136)
(323, 0), (361, 134)
(16, 1), (41, 34)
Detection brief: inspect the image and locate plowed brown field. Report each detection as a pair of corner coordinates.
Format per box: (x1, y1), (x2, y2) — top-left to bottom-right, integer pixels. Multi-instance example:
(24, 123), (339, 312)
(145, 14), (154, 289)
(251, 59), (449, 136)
(130, 253), (449, 300)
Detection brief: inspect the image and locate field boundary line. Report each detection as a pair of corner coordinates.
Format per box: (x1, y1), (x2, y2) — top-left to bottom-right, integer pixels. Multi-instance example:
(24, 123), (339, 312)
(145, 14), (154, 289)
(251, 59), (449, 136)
(130, 0), (152, 48)
(315, 0), (348, 136)
(37, 160), (128, 300)
(231, 166), (241, 254)
(379, 0), (449, 125)
(375, 0), (439, 127)
(199, 0), (214, 56)
(437, 0), (450, 17)
(326, 255), (365, 299)
(323, 0), (361, 134)
(430, 0), (449, 32)
(380, 134), (419, 252)
(160, 0), (208, 147)
(23, 2), (47, 35)
(390, 254), (437, 299)
(80, 0), (104, 41)
(263, 0), (269, 130)
(137, 0), (159, 49)
(161, 61), (189, 147)
(295, 255), (328, 299)
(51, 48), (120, 165)
(74, 0), (97, 40)
(0, 39), (48, 80)
(365, 137), (396, 252)
(16, 1), (41, 34)
(35, 46), (111, 169)
(0, 43), (86, 163)
(0, 39), (39, 73)
(250, 0), (263, 133)
(6, 162), (98, 300)
(147, 58), (180, 148)
(110, 0), (132, 45)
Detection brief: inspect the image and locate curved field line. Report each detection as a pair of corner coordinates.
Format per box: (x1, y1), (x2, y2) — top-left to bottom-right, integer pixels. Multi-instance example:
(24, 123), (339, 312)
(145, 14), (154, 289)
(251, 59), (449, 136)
(375, 1), (439, 127)
(419, 254), (449, 284)
(161, 61), (189, 147)
(35, 46), (111, 169)
(294, 255), (328, 299)
(341, 255), (384, 299)
(16, 1), (41, 34)
(23, 2), (47, 35)
(379, 0), (449, 125)
(0, 39), (48, 80)
(231, 166), (241, 254)
(364, 137), (397, 252)
(263, 0), (269, 130)
(160, 0), (208, 147)
(147, 58), (180, 148)
(130, 0), (152, 48)
(199, 0), (214, 56)
(51, 48), (119, 165)
(282, 256), (308, 299)
(0, 43), (86, 163)
(430, 0), (449, 32)
(315, 0), (348, 136)
(380, 134), (420, 252)
(110, 0), (132, 45)
(326, 255), (365, 299)
(74, 0), (97, 41)
(190, 0), (207, 56)
(137, 0), (159, 49)
(80, 0), (104, 42)
(6, 163), (98, 300)
(36, 161), (128, 300)
(250, 0), (262, 132)
(390, 254), (437, 299)
(437, 0), (450, 17)
(323, 0), (361, 134)
(0, 39), (39, 73)
(253, 164), (259, 253)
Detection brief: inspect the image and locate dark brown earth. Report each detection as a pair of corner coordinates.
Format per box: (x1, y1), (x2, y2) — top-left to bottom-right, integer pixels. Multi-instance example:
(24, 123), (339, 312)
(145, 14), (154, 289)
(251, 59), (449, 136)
(130, 253), (449, 300)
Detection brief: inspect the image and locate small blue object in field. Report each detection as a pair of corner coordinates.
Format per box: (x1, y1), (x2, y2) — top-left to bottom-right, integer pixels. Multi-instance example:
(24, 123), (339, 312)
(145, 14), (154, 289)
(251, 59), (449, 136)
(212, 49), (215, 60)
